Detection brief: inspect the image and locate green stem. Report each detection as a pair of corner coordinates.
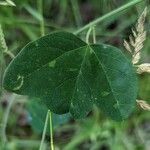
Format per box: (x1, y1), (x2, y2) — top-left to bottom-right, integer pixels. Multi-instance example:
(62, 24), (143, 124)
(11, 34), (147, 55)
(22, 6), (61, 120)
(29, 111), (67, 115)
(4, 51), (15, 59)
(86, 27), (92, 44)
(38, 0), (45, 36)
(39, 111), (49, 150)
(49, 111), (54, 150)
(70, 0), (82, 27)
(74, 0), (143, 35)
(92, 26), (96, 44)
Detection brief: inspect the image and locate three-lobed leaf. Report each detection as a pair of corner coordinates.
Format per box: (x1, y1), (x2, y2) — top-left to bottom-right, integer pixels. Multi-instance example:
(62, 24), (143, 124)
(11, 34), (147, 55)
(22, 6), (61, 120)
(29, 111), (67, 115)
(3, 31), (138, 121)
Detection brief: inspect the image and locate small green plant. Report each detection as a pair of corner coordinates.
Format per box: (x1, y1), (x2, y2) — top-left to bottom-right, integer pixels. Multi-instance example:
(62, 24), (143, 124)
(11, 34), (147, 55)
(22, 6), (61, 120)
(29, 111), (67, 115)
(1, 0), (150, 149)
(3, 0), (145, 122)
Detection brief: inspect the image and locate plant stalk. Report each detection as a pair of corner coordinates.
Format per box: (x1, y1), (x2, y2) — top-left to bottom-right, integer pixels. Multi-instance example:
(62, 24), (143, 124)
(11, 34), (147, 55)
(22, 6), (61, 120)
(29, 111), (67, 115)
(49, 111), (54, 150)
(38, 0), (45, 36)
(86, 27), (92, 44)
(39, 111), (49, 150)
(70, 0), (82, 27)
(74, 0), (143, 35)
(92, 26), (96, 44)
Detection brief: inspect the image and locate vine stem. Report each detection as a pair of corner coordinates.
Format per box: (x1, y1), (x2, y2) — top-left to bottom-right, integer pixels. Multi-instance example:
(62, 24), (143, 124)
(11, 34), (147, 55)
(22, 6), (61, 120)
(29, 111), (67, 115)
(74, 0), (143, 35)
(49, 111), (54, 150)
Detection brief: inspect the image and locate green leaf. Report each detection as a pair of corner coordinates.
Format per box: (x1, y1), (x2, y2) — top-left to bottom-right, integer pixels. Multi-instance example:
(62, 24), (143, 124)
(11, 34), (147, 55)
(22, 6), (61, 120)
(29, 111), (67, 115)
(27, 98), (70, 133)
(3, 31), (137, 121)
(89, 45), (137, 120)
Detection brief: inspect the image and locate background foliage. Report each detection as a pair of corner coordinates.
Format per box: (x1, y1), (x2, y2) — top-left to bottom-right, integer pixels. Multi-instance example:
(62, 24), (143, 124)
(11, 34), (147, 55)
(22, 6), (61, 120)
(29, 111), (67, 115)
(0, 0), (150, 150)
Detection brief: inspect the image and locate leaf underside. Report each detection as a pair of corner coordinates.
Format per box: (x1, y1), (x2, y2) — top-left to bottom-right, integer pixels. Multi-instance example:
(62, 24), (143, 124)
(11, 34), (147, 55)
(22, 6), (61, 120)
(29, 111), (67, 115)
(27, 98), (70, 133)
(3, 32), (138, 121)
